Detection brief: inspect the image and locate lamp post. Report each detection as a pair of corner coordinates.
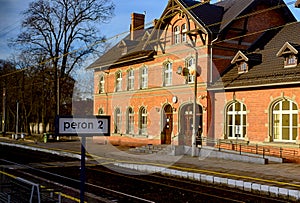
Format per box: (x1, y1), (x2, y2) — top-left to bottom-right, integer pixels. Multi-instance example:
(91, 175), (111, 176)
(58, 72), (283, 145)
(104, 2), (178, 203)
(184, 42), (198, 157)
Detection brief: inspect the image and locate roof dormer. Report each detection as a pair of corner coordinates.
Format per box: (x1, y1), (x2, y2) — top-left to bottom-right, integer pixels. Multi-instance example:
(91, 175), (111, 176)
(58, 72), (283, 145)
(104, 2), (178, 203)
(231, 51), (249, 74)
(118, 40), (128, 55)
(231, 51), (262, 74)
(276, 42), (300, 68)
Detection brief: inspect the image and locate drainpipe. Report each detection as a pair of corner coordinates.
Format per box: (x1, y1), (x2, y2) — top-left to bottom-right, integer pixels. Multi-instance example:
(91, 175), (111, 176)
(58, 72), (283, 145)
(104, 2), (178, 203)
(210, 36), (218, 84)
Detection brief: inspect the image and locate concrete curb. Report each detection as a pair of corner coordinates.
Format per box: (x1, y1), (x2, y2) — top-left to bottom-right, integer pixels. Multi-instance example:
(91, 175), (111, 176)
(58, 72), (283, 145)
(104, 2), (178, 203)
(114, 163), (300, 201)
(0, 142), (81, 160)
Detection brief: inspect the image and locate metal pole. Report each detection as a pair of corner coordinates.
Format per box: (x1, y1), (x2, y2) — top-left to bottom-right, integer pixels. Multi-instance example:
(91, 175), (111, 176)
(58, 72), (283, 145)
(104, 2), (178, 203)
(2, 88), (6, 133)
(192, 49), (198, 157)
(80, 136), (86, 203)
(16, 100), (19, 135)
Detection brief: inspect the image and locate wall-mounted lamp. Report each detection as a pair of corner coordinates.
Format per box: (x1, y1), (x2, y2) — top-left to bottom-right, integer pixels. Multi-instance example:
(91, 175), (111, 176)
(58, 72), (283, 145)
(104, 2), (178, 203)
(177, 66), (189, 77)
(177, 66), (183, 75)
(172, 107), (176, 112)
(203, 106), (207, 111)
(155, 107), (160, 112)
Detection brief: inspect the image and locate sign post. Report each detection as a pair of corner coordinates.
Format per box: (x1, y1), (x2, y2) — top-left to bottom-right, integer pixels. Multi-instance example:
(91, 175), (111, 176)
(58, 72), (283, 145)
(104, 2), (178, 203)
(55, 116), (110, 203)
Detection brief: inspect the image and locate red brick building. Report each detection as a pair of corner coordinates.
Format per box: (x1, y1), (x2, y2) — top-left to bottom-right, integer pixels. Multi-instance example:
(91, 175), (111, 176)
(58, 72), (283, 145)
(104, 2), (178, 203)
(87, 0), (299, 150)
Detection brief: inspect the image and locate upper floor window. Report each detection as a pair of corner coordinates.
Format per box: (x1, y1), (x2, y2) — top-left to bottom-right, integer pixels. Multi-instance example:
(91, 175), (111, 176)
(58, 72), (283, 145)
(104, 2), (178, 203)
(127, 69), (134, 90)
(284, 55), (298, 68)
(140, 66), (148, 89)
(164, 62), (173, 86)
(98, 75), (105, 94)
(185, 57), (195, 83)
(174, 26), (180, 44)
(237, 61), (248, 74)
(182, 24), (187, 43)
(115, 71), (122, 92)
(276, 42), (300, 68)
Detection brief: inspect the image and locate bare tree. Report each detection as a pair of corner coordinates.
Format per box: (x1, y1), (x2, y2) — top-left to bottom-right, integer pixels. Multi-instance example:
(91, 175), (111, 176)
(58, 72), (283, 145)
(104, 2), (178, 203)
(11, 0), (115, 117)
(14, 0), (114, 76)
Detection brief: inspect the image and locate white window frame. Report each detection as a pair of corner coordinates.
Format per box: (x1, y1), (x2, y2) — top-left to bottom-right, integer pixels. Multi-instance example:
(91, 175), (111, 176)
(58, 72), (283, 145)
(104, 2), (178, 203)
(182, 24), (187, 43)
(115, 108), (121, 133)
(272, 100), (298, 142)
(140, 66), (148, 89)
(115, 71), (122, 92)
(226, 101), (247, 139)
(127, 69), (134, 90)
(284, 54), (298, 68)
(139, 107), (147, 135)
(174, 26), (180, 44)
(164, 62), (173, 86)
(238, 61), (248, 74)
(127, 107), (134, 134)
(99, 75), (105, 94)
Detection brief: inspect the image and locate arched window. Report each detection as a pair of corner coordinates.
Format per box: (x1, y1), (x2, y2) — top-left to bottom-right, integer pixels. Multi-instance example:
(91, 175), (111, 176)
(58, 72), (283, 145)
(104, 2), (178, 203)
(127, 107), (134, 134)
(181, 24), (187, 43)
(185, 57), (196, 83)
(174, 26), (180, 44)
(114, 108), (121, 133)
(127, 69), (134, 90)
(140, 66), (148, 89)
(115, 71), (122, 92)
(226, 101), (247, 139)
(163, 62), (172, 86)
(139, 107), (147, 135)
(272, 99), (298, 141)
(98, 75), (105, 94)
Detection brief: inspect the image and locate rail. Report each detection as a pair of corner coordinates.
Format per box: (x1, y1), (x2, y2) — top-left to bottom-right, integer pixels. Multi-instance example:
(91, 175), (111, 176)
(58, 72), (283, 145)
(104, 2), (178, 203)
(0, 170), (61, 203)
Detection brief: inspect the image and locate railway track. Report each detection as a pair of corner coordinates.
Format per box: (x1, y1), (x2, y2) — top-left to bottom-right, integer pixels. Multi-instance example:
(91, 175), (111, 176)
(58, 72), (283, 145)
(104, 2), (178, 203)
(0, 145), (293, 202)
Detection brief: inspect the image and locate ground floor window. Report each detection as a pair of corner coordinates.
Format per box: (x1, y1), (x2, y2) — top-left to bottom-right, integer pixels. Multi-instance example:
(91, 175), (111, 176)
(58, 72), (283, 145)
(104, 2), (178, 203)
(179, 103), (202, 145)
(226, 101), (247, 139)
(114, 108), (121, 133)
(127, 107), (134, 134)
(139, 107), (147, 135)
(272, 99), (298, 141)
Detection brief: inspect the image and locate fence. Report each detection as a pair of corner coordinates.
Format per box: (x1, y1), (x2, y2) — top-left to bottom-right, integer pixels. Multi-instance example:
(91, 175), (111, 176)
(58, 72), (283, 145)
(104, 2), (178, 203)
(213, 138), (300, 162)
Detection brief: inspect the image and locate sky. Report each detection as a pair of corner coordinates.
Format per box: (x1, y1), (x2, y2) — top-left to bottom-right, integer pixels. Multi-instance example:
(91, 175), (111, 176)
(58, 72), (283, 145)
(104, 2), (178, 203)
(0, 0), (299, 60)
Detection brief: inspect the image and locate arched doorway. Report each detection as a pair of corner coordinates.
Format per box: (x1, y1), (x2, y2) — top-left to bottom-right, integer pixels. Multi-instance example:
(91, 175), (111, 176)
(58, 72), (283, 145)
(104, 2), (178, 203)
(161, 104), (173, 144)
(179, 103), (202, 146)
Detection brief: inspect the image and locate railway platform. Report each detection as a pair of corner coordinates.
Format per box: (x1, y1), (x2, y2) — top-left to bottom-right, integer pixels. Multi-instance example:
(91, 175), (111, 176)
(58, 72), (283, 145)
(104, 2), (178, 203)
(1, 136), (300, 201)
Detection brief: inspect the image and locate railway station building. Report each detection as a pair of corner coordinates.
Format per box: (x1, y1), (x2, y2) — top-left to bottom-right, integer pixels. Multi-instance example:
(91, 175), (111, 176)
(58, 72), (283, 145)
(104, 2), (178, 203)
(87, 0), (300, 152)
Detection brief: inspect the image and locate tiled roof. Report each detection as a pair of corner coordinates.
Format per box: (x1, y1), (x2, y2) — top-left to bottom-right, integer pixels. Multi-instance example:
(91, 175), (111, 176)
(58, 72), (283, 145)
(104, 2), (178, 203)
(87, 28), (155, 70)
(87, 0), (296, 71)
(215, 0), (255, 31)
(210, 22), (300, 90)
(178, 0), (223, 34)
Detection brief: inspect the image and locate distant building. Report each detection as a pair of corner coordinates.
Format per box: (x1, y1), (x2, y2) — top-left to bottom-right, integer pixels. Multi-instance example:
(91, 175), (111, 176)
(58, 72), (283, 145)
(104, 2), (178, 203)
(87, 0), (300, 149)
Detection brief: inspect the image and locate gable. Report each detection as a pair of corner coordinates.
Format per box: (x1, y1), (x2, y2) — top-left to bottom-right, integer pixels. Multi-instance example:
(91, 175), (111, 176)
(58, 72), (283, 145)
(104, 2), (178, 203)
(276, 42), (299, 57)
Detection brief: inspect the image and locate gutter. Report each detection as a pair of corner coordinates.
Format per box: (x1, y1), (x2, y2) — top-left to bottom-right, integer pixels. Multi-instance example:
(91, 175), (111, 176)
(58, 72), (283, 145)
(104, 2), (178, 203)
(208, 81), (300, 91)
(87, 51), (155, 71)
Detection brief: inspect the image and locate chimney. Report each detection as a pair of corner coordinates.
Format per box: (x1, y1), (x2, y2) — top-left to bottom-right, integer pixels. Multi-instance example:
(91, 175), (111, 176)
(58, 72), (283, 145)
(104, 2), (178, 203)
(296, 0), (300, 8)
(130, 13), (145, 40)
